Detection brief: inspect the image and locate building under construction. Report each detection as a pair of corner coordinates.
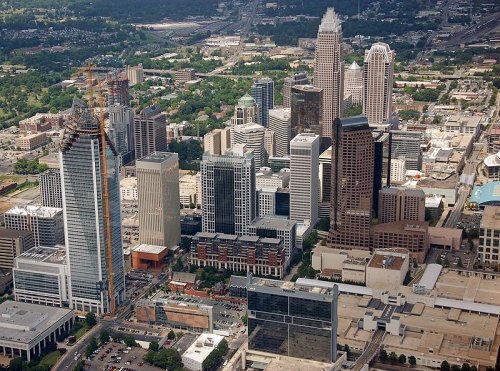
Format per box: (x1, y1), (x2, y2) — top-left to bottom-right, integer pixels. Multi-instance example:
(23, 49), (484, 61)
(106, 70), (129, 107)
(60, 109), (125, 314)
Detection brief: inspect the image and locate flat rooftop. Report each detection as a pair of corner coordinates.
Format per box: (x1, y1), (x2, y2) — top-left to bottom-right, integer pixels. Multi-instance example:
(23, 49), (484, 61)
(137, 151), (177, 163)
(17, 246), (66, 265)
(368, 253), (405, 271)
(0, 301), (73, 345)
(182, 333), (224, 364)
(132, 244), (168, 255)
(249, 276), (337, 299)
(250, 216), (296, 230)
(480, 205), (500, 229)
(5, 204), (62, 218)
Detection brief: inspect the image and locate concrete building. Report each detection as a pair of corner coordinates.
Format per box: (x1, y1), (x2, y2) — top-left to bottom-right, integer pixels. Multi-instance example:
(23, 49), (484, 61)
(366, 249), (409, 291)
(0, 301), (74, 361)
(313, 8), (343, 143)
(19, 113), (62, 133)
(13, 246), (69, 307)
(289, 133), (319, 225)
(484, 151), (500, 181)
(363, 43), (394, 129)
(151, 297), (213, 332)
(247, 275), (338, 363)
(344, 61), (363, 106)
(126, 64), (144, 86)
(283, 71), (308, 108)
(230, 94), (258, 127)
(256, 168), (290, 189)
(201, 148), (255, 236)
(391, 130), (422, 171)
(290, 85), (323, 140)
(15, 133), (49, 150)
(175, 68), (196, 86)
(329, 116), (374, 250)
(268, 108), (291, 157)
(443, 115), (482, 139)
(264, 128), (275, 159)
(390, 158), (406, 184)
(120, 176), (137, 201)
(478, 206), (500, 267)
(39, 168), (62, 209)
(137, 152), (181, 248)
(131, 244), (169, 271)
(4, 205), (64, 247)
(231, 123), (265, 169)
(179, 173), (198, 208)
(134, 105), (168, 160)
(190, 232), (286, 278)
(108, 104), (135, 165)
(319, 146), (332, 218)
(182, 333), (225, 371)
(378, 187), (426, 224)
(0, 228), (34, 269)
(60, 111), (125, 314)
(487, 123), (500, 153)
(106, 71), (129, 106)
(203, 127), (231, 156)
(250, 77), (274, 126)
(311, 247), (370, 283)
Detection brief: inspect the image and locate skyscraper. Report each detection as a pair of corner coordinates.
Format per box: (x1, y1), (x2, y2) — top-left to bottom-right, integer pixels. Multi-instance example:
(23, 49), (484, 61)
(201, 147), (255, 236)
(230, 94), (258, 126)
(344, 61), (363, 106)
(290, 85), (323, 140)
(126, 64), (144, 86)
(363, 42), (395, 130)
(39, 168), (62, 209)
(378, 187), (426, 224)
(60, 111), (124, 314)
(250, 78), (274, 127)
(313, 8), (344, 143)
(290, 133), (320, 225)
(268, 108), (291, 157)
(231, 123), (265, 168)
(134, 105), (168, 160)
(106, 71), (129, 107)
(283, 71), (308, 108)
(108, 104), (135, 165)
(137, 152), (181, 248)
(328, 116), (374, 250)
(390, 130), (422, 172)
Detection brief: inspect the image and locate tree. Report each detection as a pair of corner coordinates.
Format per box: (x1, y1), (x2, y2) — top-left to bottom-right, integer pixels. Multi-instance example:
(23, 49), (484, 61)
(149, 341), (159, 351)
(344, 344), (350, 354)
(380, 349), (388, 363)
(99, 330), (110, 344)
(145, 348), (182, 370)
(85, 337), (98, 357)
(72, 360), (85, 371)
(409, 355), (417, 367)
(85, 312), (97, 327)
(398, 354), (407, 364)
(461, 363), (471, 371)
(10, 357), (23, 371)
(241, 313), (248, 326)
(167, 330), (176, 340)
(441, 360), (451, 371)
(389, 351), (398, 364)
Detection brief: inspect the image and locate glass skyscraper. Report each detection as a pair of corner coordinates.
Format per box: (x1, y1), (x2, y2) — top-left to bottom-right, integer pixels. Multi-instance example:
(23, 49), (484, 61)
(250, 77), (274, 127)
(247, 275), (338, 363)
(60, 112), (125, 314)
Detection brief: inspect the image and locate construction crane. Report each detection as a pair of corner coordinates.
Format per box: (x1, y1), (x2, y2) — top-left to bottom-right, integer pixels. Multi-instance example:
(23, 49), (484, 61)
(86, 63), (116, 316)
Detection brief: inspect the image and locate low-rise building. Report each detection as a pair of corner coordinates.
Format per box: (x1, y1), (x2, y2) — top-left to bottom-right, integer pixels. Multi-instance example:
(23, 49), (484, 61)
(366, 249), (409, 290)
(484, 151), (500, 181)
(469, 182), (500, 210)
(175, 68), (196, 86)
(19, 113), (62, 133)
(120, 176), (138, 201)
(15, 133), (49, 150)
(182, 333), (224, 371)
(179, 174), (198, 207)
(131, 244), (169, 271)
(169, 272), (197, 293)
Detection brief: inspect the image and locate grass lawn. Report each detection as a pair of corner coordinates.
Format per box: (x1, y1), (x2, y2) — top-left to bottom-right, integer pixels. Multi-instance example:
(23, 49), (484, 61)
(39, 351), (61, 368)
(73, 323), (91, 340)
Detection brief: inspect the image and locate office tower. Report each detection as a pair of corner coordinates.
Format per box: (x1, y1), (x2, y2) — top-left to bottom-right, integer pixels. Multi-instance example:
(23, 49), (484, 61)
(363, 42), (395, 130)
(0, 228), (34, 269)
(264, 128), (275, 160)
(390, 158), (406, 183)
(373, 131), (391, 217)
(290, 85), (324, 146)
(390, 130), (422, 171)
(137, 152), (181, 248)
(39, 168), (62, 208)
(289, 133), (320, 225)
(204, 129), (222, 155)
(108, 104), (135, 165)
(60, 111), (125, 314)
(319, 146), (332, 218)
(328, 116), (374, 250)
(106, 71), (129, 107)
(232, 123), (265, 168)
(269, 108), (291, 157)
(126, 64), (144, 86)
(134, 105), (168, 160)
(250, 78), (274, 126)
(175, 68), (196, 86)
(313, 8), (344, 143)
(201, 148), (255, 236)
(231, 94), (258, 126)
(247, 275), (338, 363)
(378, 187), (425, 224)
(283, 71), (308, 108)
(344, 61), (362, 105)
(4, 205), (64, 247)
(478, 206), (500, 267)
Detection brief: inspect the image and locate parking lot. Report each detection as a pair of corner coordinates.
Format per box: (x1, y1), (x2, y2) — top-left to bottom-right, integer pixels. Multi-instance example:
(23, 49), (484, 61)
(85, 342), (161, 371)
(427, 247), (478, 270)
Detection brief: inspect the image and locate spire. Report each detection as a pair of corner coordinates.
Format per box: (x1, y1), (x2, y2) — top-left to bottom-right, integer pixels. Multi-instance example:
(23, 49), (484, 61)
(349, 61), (361, 70)
(318, 7), (341, 32)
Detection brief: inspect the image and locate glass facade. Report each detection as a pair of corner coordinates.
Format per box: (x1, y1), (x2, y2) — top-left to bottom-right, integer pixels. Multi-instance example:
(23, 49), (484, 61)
(214, 167), (235, 234)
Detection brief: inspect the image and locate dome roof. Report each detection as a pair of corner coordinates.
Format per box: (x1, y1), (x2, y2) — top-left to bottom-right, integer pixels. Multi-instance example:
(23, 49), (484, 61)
(238, 94), (256, 108)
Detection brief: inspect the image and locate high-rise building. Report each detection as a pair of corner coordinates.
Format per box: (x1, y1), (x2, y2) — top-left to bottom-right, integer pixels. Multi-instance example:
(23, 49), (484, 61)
(378, 187), (426, 224)
(344, 61), (363, 106)
(250, 78), (274, 127)
(390, 130), (422, 171)
(126, 64), (144, 86)
(247, 275), (338, 363)
(106, 71), (129, 107)
(290, 85), (323, 141)
(39, 168), (62, 209)
(232, 123), (265, 168)
(108, 104), (135, 165)
(373, 131), (391, 217)
(328, 116), (374, 250)
(363, 42), (395, 130)
(313, 8), (344, 143)
(478, 206), (500, 267)
(137, 152), (181, 248)
(134, 105), (168, 160)
(204, 127), (231, 156)
(4, 205), (64, 247)
(60, 111), (125, 314)
(264, 128), (275, 160)
(231, 94), (258, 127)
(268, 108), (291, 157)
(319, 146), (332, 218)
(283, 71), (308, 108)
(290, 133), (319, 225)
(390, 158), (406, 183)
(0, 228), (34, 269)
(201, 148), (255, 236)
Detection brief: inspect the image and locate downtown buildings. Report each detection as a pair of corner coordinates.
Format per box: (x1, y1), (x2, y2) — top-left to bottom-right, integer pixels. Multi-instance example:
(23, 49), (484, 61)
(134, 105), (168, 160)
(251, 77), (274, 127)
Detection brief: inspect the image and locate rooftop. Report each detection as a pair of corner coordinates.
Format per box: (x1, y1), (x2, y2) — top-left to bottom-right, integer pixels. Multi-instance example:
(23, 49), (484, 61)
(137, 151), (177, 164)
(17, 246), (66, 265)
(182, 333), (224, 364)
(0, 228), (32, 239)
(318, 7), (341, 33)
(249, 216), (296, 230)
(470, 182), (500, 206)
(291, 132), (319, 144)
(481, 205), (500, 229)
(336, 115), (369, 131)
(368, 252), (406, 271)
(132, 244), (169, 255)
(5, 204), (62, 218)
(291, 84), (322, 93)
(249, 276), (337, 300)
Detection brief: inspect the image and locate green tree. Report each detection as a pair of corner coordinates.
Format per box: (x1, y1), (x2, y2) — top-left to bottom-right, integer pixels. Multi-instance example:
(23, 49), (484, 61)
(99, 330), (110, 344)
(389, 351), (398, 364)
(85, 337), (98, 357)
(149, 341), (159, 351)
(398, 354), (407, 364)
(451, 365), (461, 371)
(167, 330), (176, 340)
(73, 360), (85, 371)
(461, 363), (471, 371)
(85, 312), (97, 327)
(145, 348), (182, 370)
(9, 357), (23, 371)
(380, 349), (388, 363)
(441, 360), (451, 371)
(241, 313), (248, 326)
(409, 355), (417, 367)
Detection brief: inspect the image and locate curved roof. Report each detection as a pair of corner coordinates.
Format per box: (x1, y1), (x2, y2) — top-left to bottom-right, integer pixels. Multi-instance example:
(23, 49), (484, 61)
(470, 181), (500, 206)
(434, 297), (500, 316)
(365, 42), (393, 63)
(417, 264), (442, 290)
(484, 152), (500, 168)
(238, 94), (256, 108)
